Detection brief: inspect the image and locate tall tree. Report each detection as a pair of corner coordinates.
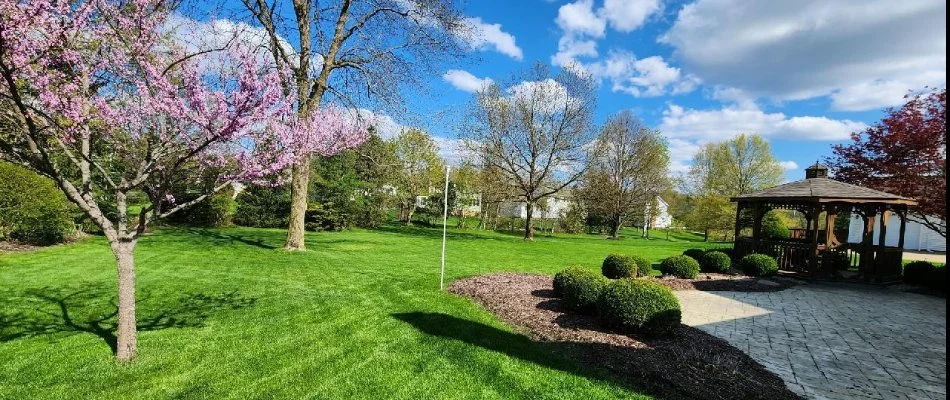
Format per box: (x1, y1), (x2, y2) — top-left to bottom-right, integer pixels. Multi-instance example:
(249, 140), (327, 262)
(463, 63), (595, 240)
(684, 134), (783, 240)
(827, 88), (946, 238)
(242, 0), (466, 250)
(580, 112), (669, 239)
(0, 0), (364, 361)
(394, 128), (443, 225)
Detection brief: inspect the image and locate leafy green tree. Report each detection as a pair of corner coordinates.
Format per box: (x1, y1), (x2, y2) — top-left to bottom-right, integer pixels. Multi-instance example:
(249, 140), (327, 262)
(394, 129), (444, 225)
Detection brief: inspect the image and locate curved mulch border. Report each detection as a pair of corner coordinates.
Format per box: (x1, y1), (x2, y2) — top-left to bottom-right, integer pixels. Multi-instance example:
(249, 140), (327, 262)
(449, 273), (800, 400)
(0, 241), (42, 254)
(650, 272), (801, 292)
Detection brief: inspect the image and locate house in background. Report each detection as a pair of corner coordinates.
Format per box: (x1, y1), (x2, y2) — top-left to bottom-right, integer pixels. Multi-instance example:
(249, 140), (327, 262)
(847, 214), (946, 252)
(499, 197), (572, 220)
(646, 197), (673, 230)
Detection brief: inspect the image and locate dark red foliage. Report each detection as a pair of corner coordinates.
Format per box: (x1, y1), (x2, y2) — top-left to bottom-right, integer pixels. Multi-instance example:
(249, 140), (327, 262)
(826, 88), (946, 237)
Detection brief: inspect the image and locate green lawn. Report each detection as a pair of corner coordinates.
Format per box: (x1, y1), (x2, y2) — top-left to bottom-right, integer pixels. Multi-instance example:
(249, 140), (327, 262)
(0, 224), (720, 399)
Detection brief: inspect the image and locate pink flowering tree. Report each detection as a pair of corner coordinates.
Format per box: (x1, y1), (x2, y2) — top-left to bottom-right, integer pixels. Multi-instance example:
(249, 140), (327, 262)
(0, 0), (366, 362)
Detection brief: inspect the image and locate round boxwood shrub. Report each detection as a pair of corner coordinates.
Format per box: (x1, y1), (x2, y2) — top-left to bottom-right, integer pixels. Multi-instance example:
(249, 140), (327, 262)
(553, 266), (587, 296)
(556, 268), (609, 312)
(597, 279), (681, 336)
(602, 254), (650, 278)
(903, 261), (935, 286)
(929, 266), (946, 292)
(739, 254), (779, 277)
(659, 255), (700, 279)
(700, 251), (732, 273)
(682, 248), (706, 262)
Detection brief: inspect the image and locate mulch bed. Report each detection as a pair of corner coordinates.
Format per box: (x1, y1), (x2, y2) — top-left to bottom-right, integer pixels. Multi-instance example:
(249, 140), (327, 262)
(449, 273), (801, 400)
(650, 272), (800, 292)
(0, 241), (42, 253)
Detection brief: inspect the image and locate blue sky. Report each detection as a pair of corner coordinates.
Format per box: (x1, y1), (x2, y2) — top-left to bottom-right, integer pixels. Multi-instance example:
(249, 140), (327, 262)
(186, 0), (947, 180)
(420, 0), (947, 180)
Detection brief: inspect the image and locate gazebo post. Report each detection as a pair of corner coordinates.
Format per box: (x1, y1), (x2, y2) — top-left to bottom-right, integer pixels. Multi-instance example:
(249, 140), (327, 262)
(897, 208), (908, 249)
(859, 208), (877, 279)
(807, 206), (821, 273)
(734, 202), (744, 242)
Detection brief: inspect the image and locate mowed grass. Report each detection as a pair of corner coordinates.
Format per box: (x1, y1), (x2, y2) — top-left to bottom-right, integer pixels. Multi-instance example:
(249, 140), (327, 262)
(0, 224), (720, 399)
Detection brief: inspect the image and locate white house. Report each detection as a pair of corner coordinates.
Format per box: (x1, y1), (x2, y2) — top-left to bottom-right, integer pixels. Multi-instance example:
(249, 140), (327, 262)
(847, 214), (946, 252)
(499, 197), (571, 219)
(646, 197), (673, 229)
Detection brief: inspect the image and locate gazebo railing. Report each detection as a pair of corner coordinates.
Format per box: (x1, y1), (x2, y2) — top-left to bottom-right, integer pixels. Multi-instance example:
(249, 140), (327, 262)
(735, 238), (813, 272)
(735, 238), (904, 280)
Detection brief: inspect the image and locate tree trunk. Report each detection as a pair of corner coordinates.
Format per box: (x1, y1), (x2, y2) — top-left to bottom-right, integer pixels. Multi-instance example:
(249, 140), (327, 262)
(524, 202), (535, 240)
(111, 239), (138, 362)
(284, 158), (311, 251)
(609, 214), (621, 239)
(703, 228), (709, 242)
(406, 204), (416, 225)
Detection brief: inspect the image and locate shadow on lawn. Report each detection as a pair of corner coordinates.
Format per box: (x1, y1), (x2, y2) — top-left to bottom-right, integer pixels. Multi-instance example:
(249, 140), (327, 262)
(0, 285), (255, 355)
(393, 311), (800, 400)
(179, 228), (279, 250)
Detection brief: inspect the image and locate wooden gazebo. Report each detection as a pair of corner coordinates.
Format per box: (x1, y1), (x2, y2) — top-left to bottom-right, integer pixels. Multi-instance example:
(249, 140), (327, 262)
(731, 163), (918, 282)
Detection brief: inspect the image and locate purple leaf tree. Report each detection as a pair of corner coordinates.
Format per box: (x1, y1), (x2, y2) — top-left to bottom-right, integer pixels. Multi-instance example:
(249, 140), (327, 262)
(0, 0), (367, 362)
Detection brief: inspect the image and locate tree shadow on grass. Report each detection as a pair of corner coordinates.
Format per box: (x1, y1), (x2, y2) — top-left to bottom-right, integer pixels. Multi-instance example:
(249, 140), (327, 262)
(0, 285), (255, 355)
(393, 312), (800, 400)
(179, 228), (279, 250)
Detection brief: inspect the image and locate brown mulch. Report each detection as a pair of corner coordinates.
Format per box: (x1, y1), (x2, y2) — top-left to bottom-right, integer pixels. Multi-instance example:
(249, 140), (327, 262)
(0, 241), (42, 253)
(651, 272), (800, 292)
(449, 273), (801, 400)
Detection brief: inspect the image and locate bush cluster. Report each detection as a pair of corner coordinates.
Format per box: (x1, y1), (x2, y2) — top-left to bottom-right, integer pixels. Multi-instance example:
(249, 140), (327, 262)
(738, 254), (779, 277)
(553, 267), (608, 312)
(682, 248), (706, 261)
(305, 202), (350, 232)
(659, 255), (700, 279)
(597, 279), (681, 336)
(700, 251), (732, 273)
(602, 254), (651, 278)
(0, 162), (74, 245)
(903, 261), (946, 292)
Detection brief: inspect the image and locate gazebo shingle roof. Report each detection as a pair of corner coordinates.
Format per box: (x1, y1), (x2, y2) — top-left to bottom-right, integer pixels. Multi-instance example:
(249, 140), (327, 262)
(732, 177), (916, 203)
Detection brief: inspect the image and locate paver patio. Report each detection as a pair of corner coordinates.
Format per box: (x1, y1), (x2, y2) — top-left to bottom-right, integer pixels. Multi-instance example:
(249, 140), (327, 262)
(676, 284), (947, 400)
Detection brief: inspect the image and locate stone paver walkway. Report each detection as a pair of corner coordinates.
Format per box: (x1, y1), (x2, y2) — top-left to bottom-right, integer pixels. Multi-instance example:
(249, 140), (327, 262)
(676, 284), (947, 399)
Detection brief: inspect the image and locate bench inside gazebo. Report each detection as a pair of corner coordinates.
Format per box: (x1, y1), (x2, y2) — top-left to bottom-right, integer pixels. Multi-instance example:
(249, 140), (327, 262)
(731, 163), (918, 282)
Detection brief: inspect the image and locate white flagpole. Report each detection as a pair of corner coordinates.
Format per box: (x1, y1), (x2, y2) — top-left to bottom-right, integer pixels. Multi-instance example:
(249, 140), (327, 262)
(440, 165), (450, 290)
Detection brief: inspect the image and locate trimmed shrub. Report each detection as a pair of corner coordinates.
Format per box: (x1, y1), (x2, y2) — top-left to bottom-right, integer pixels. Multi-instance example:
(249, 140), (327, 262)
(739, 254), (779, 277)
(903, 261), (935, 286)
(659, 255), (700, 279)
(597, 279), (681, 336)
(304, 202), (350, 232)
(555, 267), (609, 312)
(904, 261), (946, 292)
(700, 251), (732, 273)
(602, 254), (649, 279)
(682, 248), (706, 261)
(0, 162), (74, 245)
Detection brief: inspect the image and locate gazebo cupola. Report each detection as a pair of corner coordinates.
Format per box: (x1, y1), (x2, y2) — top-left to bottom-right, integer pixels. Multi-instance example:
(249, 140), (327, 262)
(731, 165), (918, 282)
(805, 162), (829, 179)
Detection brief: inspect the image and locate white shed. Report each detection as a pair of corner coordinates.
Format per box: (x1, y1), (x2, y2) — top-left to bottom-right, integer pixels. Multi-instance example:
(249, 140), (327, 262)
(847, 214), (946, 252)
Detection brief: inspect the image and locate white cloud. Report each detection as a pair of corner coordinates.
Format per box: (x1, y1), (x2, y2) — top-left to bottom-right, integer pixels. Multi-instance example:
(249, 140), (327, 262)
(443, 69), (494, 93)
(551, 36), (599, 67)
(667, 138), (703, 174)
(601, 0), (662, 32)
(349, 109), (404, 139)
(505, 79), (581, 114)
(556, 0), (607, 37)
(778, 160), (799, 171)
(660, 103), (867, 142)
(577, 52), (701, 97)
(660, 0), (947, 111)
(461, 17), (524, 60)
